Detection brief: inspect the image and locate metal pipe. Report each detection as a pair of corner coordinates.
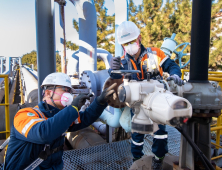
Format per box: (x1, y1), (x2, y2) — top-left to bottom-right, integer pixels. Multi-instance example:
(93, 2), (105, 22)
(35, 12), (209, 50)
(114, 0), (128, 57)
(211, 154), (222, 160)
(58, 1), (67, 73)
(78, 0), (97, 75)
(99, 109), (122, 128)
(189, 0), (212, 83)
(35, 0), (56, 102)
(19, 69), (24, 105)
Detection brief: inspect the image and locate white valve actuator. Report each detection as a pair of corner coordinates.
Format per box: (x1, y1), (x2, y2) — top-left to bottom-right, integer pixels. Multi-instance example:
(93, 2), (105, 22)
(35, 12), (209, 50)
(118, 79), (192, 134)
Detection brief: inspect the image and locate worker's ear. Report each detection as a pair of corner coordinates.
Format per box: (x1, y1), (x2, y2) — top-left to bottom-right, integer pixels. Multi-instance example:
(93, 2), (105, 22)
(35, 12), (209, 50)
(138, 35), (142, 43)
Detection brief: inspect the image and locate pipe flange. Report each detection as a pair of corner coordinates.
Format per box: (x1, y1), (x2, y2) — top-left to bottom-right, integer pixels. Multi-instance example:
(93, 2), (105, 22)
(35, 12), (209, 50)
(79, 71), (97, 103)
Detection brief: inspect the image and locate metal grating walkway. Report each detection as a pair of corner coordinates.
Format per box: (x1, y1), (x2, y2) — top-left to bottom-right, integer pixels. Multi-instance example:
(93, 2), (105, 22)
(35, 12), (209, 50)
(62, 125), (181, 170)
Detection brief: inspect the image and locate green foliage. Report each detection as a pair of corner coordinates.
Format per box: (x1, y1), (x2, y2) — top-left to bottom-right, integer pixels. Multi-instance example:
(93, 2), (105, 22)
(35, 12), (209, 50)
(130, 0), (222, 69)
(209, 0), (222, 69)
(21, 51), (62, 72)
(66, 41), (79, 51)
(97, 58), (106, 70)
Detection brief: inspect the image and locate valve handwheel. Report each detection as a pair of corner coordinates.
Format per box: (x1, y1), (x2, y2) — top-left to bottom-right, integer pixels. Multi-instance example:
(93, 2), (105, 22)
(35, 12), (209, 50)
(173, 42), (191, 69)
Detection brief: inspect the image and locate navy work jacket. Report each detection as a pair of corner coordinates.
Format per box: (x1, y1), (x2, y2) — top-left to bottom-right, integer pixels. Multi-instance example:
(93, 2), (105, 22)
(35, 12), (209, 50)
(5, 98), (107, 170)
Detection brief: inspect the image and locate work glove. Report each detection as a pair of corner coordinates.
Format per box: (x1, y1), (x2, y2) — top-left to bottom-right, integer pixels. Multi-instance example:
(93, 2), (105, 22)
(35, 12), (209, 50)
(166, 74), (184, 86)
(71, 94), (90, 110)
(97, 83), (117, 105)
(110, 56), (121, 70)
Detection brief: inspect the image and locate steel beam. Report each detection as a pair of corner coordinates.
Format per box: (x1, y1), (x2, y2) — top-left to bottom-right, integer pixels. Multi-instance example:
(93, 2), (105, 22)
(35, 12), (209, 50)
(35, 0), (56, 102)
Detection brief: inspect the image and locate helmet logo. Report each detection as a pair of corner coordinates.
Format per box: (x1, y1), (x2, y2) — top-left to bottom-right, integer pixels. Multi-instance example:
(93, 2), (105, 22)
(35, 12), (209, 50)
(66, 79), (71, 84)
(121, 33), (130, 38)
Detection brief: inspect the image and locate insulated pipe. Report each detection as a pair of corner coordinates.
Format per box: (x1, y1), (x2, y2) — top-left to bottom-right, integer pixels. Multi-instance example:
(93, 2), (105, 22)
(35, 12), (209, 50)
(35, 0), (56, 102)
(97, 48), (112, 69)
(114, 0), (128, 57)
(67, 50), (79, 76)
(22, 67), (38, 103)
(91, 121), (107, 135)
(188, 0), (211, 83)
(66, 127), (106, 149)
(67, 48), (112, 77)
(99, 109), (122, 128)
(78, 0), (97, 75)
(91, 121), (115, 135)
(0, 58), (3, 74)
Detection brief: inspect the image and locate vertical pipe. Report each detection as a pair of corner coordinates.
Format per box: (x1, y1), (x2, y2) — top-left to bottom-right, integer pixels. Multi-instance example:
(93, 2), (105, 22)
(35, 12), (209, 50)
(60, 4), (67, 73)
(12, 59), (15, 72)
(5, 57), (11, 74)
(35, 0), (56, 102)
(0, 58), (3, 74)
(4, 76), (10, 138)
(189, 0), (212, 83)
(19, 57), (22, 68)
(114, 0), (128, 57)
(78, 0), (97, 75)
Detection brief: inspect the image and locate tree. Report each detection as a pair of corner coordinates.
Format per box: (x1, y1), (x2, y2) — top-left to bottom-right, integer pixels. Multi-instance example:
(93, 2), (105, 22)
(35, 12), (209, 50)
(209, 0), (222, 70)
(131, 0), (222, 69)
(22, 51), (62, 72)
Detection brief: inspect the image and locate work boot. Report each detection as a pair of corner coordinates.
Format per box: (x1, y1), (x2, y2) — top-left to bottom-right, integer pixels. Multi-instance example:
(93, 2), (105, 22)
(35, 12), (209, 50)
(151, 156), (163, 170)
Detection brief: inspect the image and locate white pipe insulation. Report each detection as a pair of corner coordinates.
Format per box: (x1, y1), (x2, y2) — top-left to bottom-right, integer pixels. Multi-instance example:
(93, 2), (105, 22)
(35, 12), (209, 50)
(22, 67), (38, 103)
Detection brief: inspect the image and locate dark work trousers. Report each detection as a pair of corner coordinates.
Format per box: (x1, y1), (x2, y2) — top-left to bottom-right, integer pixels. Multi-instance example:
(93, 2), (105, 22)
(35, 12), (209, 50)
(131, 110), (168, 159)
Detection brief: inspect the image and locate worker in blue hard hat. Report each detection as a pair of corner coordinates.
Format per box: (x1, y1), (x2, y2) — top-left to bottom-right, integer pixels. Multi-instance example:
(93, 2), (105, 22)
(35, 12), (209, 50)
(109, 21), (184, 170)
(4, 72), (117, 170)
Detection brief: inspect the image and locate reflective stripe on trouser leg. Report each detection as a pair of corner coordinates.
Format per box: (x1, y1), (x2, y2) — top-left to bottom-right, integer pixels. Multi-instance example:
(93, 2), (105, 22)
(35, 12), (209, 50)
(152, 124), (168, 158)
(131, 132), (145, 159)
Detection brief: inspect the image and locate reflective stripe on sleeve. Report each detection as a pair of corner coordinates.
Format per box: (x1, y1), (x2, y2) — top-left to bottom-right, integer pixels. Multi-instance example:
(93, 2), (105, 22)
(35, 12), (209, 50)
(153, 135), (168, 139)
(159, 56), (169, 67)
(22, 118), (45, 137)
(33, 107), (46, 119)
(131, 139), (144, 146)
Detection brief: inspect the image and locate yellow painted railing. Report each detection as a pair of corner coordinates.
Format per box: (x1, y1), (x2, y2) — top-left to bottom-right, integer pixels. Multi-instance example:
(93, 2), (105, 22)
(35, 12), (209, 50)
(0, 75), (10, 138)
(181, 69), (222, 160)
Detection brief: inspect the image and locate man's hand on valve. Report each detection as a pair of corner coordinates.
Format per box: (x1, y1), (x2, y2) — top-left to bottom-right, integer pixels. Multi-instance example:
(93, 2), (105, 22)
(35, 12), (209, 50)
(166, 74), (184, 86)
(110, 57), (121, 70)
(71, 94), (91, 110)
(97, 83), (117, 105)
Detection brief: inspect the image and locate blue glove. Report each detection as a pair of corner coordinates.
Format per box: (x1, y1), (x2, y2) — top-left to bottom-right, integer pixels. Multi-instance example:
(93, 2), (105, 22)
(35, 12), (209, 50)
(166, 74), (184, 86)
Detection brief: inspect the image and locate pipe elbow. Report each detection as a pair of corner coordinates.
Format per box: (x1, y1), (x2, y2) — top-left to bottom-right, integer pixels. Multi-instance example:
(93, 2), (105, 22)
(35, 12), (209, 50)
(99, 108), (122, 128)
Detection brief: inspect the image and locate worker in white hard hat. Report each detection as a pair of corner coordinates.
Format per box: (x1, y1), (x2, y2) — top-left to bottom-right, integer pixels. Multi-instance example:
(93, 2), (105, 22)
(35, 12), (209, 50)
(4, 72), (117, 170)
(109, 21), (184, 169)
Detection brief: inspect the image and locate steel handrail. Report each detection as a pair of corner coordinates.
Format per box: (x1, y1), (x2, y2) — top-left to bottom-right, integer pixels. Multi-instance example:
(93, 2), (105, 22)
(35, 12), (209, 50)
(0, 75), (10, 138)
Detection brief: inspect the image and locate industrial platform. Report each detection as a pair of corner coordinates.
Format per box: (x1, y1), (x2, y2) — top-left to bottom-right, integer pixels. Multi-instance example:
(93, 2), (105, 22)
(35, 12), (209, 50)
(62, 125), (181, 169)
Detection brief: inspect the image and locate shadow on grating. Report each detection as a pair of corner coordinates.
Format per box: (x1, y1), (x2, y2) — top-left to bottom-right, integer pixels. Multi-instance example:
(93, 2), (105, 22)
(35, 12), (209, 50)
(62, 126), (181, 170)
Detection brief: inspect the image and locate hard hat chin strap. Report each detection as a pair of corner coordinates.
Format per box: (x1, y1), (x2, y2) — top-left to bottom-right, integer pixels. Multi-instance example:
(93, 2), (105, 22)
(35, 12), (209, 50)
(50, 85), (59, 109)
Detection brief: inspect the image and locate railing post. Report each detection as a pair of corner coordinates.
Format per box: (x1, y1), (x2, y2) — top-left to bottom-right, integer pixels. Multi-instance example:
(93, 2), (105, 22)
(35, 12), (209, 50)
(4, 75), (10, 138)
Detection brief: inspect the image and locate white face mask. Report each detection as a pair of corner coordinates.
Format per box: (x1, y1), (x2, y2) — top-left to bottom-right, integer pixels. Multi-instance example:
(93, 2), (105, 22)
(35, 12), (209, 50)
(60, 92), (74, 107)
(124, 42), (140, 56)
(48, 91), (73, 107)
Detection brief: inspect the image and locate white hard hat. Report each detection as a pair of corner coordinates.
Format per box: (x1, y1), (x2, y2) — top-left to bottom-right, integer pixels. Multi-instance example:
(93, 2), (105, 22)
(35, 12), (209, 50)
(41, 72), (74, 93)
(117, 21), (140, 44)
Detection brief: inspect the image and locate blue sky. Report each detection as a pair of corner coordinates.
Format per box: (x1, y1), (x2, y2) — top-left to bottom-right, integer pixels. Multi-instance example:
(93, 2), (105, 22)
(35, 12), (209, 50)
(0, 0), (142, 57)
